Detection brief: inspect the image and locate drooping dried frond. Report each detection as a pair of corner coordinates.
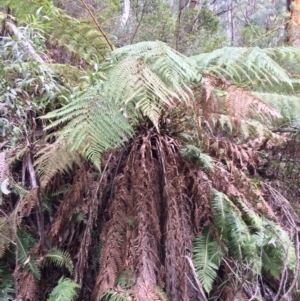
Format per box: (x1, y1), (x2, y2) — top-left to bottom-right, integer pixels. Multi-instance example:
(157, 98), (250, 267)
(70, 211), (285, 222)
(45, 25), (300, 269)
(49, 163), (90, 241)
(15, 269), (38, 301)
(93, 132), (210, 301)
(0, 0), (113, 63)
(17, 188), (38, 218)
(207, 138), (257, 170)
(0, 217), (14, 258)
(204, 75), (282, 120)
(35, 141), (81, 189)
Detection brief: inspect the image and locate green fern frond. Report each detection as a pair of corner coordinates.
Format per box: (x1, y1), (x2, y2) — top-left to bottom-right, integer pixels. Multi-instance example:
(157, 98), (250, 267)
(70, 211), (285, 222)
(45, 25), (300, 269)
(112, 41), (199, 82)
(42, 85), (133, 170)
(47, 277), (80, 301)
(190, 47), (292, 89)
(44, 249), (74, 275)
(0, 266), (14, 301)
(34, 142), (81, 189)
(253, 92), (300, 122)
(16, 229), (40, 280)
(91, 241), (102, 270)
(102, 289), (129, 301)
(210, 191), (296, 280)
(257, 219), (296, 277)
(193, 226), (225, 293)
(181, 145), (213, 170)
(116, 270), (134, 288)
(263, 47), (300, 63)
(210, 190), (261, 273)
(105, 41), (199, 128)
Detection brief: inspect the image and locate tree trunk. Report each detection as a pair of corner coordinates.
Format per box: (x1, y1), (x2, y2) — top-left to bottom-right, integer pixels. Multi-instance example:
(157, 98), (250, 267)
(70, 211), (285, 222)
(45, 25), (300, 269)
(120, 0), (130, 27)
(288, 0), (300, 46)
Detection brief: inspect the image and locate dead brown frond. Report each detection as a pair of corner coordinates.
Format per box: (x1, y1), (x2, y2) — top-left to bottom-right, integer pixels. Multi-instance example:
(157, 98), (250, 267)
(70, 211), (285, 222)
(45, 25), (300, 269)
(91, 131), (212, 300)
(48, 162), (90, 242)
(17, 188), (38, 217)
(204, 75), (281, 121)
(15, 268), (38, 301)
(208, 138), (257, 170)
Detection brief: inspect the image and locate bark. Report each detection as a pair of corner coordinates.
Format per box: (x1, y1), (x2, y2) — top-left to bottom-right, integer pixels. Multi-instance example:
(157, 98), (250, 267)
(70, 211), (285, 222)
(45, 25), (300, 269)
(288, 0), (300, 46)
(120, 0), (131, 27)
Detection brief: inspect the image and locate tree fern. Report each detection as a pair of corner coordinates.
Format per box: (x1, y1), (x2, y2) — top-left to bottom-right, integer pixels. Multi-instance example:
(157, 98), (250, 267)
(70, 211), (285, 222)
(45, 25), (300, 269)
(47, 277), (80, 301)
(193, 226), (225, 293)
(44, 249), (74, 275)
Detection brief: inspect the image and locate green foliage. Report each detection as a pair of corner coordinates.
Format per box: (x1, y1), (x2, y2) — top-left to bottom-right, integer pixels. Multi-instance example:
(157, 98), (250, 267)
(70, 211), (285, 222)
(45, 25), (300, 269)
(42, 83), (133, 170)
(107, 41), (199, 127)
(42, 41), (200, 168)
(211, 190), (261, 272)
(176, 1), (226, 55)
(190, 47), (294, 89)
(124, 0), (175, 45)
(181, 145), (213, 171)
(193, 227), (225, 293)
(47, 277), (80, 301)
(16, 228), (41, 280)
(209, 190), (296, 282)
(253, 92), (300, 122)
(0, 0), (113, 63)
(116, 270), (134, 288)
(44, 249), (74, 275)
(0, 28), (67, 146)
(102, 289), (130, 301)
(0, 266), (14, 301)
